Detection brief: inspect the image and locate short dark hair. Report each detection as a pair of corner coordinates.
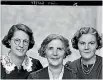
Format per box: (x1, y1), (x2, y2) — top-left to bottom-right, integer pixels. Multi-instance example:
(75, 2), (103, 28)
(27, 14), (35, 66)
(71, 27), (102, 50)
(38, 34), (71, 58)
(2, 24), (35, 50)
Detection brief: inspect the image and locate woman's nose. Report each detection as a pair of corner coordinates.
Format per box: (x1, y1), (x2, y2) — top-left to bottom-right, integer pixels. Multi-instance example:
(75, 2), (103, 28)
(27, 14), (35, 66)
(53, 49), (58, 56)
(85, 44), (89, 50)
(19, 41), (24, 48)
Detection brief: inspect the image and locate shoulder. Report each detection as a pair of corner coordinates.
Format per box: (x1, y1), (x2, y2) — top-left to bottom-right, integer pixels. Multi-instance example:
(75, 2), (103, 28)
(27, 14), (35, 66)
(64, 65), (77, 74)
(28, 56), (43, 71)
(96, 55), (102, 64)
(0, 55), (10, 68)
(1, 55), (6, 62)
(29, 57), (40, 63)
(64, 66), (77, 79)
(29, 57), (42, 66)
(65, 58), (80, 68)
(71, 58), (80, 65)
(28, 67), (48, 79)
(65, 58), (81, 73)
(96, 55), (103, 66)
(31, 67), (47, 75)
(64, 66), (73, 73)
(96, 55), (102, 60)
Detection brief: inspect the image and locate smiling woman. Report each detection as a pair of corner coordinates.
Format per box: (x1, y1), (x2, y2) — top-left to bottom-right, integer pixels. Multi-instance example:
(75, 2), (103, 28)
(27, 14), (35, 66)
(28, 34), (76, 79)
(65, 27), (103, 79)
(1, 24), (43, 79)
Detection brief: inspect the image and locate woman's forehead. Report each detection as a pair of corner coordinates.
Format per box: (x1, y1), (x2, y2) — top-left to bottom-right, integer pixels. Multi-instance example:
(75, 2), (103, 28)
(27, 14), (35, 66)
(12, 30), (29, 39)
(79, 34), (96, 42)
(46, 39), (65, 48)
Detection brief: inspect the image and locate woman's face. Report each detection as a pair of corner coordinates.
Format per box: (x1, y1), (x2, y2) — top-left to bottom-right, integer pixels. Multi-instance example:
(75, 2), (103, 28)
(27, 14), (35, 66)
(10, 30), (29, 57)
(78, 34), (97, 60)
(45, 39), (65, 67)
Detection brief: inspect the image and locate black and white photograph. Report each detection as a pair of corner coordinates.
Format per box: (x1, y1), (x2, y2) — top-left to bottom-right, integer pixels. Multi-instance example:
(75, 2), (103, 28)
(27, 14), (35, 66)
(0, 0), (103, 79)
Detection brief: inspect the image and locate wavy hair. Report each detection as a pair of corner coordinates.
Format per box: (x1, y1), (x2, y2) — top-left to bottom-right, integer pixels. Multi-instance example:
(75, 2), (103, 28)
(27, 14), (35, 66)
(2, 24), (35, 50)
(38, 34), (71, 58)
(71, 27), (102, 50)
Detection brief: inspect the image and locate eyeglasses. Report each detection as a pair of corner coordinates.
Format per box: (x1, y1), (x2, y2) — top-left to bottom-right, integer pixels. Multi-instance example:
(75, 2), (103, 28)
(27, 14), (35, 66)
(11, 38), (29, 46)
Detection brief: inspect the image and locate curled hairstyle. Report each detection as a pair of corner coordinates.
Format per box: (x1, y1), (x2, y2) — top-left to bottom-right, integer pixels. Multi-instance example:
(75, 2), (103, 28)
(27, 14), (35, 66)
(2, 24), (35, 50)
(38, 34), (71, 58)
(72, 27), (102, 50)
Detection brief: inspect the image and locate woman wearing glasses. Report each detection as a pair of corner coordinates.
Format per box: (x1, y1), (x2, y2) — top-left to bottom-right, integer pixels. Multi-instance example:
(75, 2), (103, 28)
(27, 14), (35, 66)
(1, 24), (43, 79)
(28, 34), (76, 79)
(65, 27), (102, 79)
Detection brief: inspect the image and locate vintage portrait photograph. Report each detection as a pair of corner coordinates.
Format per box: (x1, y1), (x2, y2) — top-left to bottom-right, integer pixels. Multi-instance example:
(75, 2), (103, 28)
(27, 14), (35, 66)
(0, 0), (103, 79)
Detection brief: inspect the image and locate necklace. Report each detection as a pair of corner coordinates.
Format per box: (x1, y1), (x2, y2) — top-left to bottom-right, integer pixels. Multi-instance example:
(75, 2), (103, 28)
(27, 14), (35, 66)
(81, 62), (95, 74)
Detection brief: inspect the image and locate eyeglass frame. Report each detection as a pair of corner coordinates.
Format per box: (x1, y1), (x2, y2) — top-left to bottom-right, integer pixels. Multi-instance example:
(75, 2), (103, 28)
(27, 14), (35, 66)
(11, 38), (29, 46)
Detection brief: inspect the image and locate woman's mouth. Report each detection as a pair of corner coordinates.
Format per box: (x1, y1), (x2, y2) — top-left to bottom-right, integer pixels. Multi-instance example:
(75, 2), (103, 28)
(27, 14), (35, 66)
(84, 51), (91, 53)
(16, 49), (24, 52)
(51, 58), (60, 60)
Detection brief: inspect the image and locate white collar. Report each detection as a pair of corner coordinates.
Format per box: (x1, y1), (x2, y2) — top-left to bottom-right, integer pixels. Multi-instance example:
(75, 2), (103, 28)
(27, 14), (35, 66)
(48, 66), (64, 80)
(1, 54), (33, 74)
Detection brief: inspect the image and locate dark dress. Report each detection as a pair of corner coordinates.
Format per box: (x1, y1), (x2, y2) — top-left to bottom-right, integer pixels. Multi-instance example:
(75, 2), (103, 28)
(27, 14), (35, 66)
(65, 55), (103, 79)
(28, 66), (76, 79)
(1, 55), (43, 79)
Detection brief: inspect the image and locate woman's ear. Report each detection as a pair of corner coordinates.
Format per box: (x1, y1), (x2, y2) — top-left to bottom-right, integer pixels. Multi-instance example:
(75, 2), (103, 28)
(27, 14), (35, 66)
(96, 44), (98, 50)
(63, 53), (66, 59)
(96, 41), (99, 49)
(44, 53), (47, 58)
(44, 49), (47, 58)
(8, 40), (11, 46)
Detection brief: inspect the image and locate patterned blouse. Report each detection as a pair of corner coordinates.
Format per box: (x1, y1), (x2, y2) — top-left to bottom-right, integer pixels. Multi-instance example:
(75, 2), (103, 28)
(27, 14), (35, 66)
(1, 54), (43, 79)
(65, 55), (102, 79)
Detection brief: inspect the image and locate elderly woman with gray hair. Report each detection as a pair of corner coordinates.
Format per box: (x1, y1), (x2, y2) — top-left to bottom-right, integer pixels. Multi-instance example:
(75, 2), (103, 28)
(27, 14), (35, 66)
(28, 34), (76, 79)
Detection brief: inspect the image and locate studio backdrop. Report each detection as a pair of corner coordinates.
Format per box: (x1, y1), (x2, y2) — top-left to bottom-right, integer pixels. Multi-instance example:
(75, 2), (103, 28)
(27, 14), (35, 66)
(1, 6), (102, 67)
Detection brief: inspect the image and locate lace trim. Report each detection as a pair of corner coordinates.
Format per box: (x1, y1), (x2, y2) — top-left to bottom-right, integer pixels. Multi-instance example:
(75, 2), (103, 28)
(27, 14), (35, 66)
(1, 55), (33, 74)
(22, 56), (33, 72)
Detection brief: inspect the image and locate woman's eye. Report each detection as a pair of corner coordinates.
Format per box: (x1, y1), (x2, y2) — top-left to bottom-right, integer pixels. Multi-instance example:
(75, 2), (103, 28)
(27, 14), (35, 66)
(57, 48), (62, 50)
(90, 42), (95, 45)
(15, 39), (20, 42)
(24, 40), (29, 43)
(80, 42), (85, 45)
(14, 39), (20, 45)
(57, 48), (63, 50)
(48, 47), (53, 50)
